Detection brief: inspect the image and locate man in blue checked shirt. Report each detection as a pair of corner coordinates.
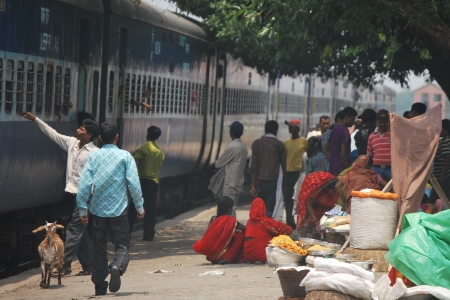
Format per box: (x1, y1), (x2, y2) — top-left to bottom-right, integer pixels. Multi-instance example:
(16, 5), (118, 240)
(77, 122), (145, 296)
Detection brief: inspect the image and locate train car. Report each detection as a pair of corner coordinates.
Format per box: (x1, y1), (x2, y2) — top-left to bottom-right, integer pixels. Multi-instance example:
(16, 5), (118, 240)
(0, 0), (395, 276)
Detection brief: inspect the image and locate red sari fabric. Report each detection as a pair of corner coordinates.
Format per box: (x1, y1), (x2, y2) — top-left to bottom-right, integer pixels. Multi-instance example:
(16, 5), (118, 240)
(193, 215), (243, 263)
(341, 155), (380, 213)
(244, 198), (293, 262)
(297, 172), (339, 230)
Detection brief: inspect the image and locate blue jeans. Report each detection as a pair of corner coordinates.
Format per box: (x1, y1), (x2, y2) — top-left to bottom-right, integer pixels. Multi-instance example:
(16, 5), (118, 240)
(372, 166), (392, 180)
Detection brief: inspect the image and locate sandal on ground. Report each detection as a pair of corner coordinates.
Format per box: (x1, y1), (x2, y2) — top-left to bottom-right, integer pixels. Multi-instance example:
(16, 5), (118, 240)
(51, 266), (72, 277)
(76, 266), (94, 276)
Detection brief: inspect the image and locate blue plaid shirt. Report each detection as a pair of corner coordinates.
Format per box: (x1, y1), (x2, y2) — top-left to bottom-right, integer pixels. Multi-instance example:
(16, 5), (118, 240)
(77, 144), (144, 217)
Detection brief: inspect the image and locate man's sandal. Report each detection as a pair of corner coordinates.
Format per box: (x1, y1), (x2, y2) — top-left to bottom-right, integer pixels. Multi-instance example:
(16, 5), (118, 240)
(51, 266), (72, 277)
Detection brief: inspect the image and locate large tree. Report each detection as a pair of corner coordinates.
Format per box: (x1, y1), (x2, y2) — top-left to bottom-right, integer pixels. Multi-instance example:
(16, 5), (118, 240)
(167, 0), (450, 96)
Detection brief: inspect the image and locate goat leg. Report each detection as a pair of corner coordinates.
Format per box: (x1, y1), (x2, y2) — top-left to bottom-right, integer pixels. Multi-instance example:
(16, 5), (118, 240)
(40, 261), (45, 288)
(45, 264), (50, 288)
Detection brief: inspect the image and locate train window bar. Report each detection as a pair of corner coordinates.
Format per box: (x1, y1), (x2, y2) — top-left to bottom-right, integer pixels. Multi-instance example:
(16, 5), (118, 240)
(5, 59), (14, 113)
(54, 66), (62, 119)
(26, 62), (34, 113)
(63, 68), (71, 115)
(36, 63), (44, 114)
(15, 61), (25, 114)
(107, 71), (114, 114)
(124, 73), (130, 113)
(0, 58), (3, 113)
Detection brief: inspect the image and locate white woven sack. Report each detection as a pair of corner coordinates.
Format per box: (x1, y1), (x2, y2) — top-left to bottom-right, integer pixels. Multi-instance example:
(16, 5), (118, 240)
(350, 197), (398, 249)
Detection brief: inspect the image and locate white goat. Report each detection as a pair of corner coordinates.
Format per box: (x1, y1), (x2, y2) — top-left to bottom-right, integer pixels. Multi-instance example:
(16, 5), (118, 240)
(32, 221), (65, 288)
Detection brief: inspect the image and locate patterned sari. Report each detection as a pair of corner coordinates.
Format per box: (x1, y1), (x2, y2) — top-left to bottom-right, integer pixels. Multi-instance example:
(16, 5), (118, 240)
(193, 215), (244, 264)
(244, 198), (293, 262)
(341, 155), (380, 213)
(297, 172), (339, 233)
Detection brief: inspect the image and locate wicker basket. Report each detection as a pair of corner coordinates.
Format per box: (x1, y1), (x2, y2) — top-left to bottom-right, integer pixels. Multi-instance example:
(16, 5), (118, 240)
(277, 269), (310, 298)
(305, 291), (359, 300)
(343, 247), (389, 272)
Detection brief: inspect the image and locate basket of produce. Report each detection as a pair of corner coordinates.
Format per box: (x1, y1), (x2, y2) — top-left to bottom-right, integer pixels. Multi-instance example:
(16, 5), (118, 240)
(298, 238), (322, 250)
(277, 268), (310, 298)
(307, 244), (336, 256)
(269, 235), (307, 265)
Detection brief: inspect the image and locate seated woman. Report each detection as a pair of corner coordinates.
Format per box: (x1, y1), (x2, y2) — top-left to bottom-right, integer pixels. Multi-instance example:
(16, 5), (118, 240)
(297, 171), (339, 239)
(193, 196), (246, 264)
(244, 198), (293, 263)
(335, 155), (386, 214)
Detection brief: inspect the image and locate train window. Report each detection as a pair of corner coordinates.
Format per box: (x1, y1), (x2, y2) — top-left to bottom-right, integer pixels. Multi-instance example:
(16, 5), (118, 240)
(92, 71), (99, 117)
(130, 74), (136, 113)
(0, 59), (3, 112)
(36, 63), (44, 114)
(124, 73), (130, 113)
(25, 62), (34, 112)
(5, 59), (14, 113)
(138, 75), (143, 113)
(0, 0), (5, 11)
(155, 77), (161, 114)
(63, 68), (71, 115)
(44, 64), (53, 117)
(169, 79), (174, 113)
(54, 66), (62, 117)
(216, 88), (221, 114)
(16, 61), (25, 113)
(209, 86), (214, 115)
(107, 71), (114, 113)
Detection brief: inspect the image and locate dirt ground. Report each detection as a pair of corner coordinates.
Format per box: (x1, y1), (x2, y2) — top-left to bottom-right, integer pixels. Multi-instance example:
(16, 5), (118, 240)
(0, 199), (288, 300)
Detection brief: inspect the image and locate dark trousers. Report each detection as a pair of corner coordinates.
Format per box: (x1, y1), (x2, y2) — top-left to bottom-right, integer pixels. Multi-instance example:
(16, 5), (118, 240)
(128, 179), (158, 240)
(284, 171), (300, 230)
(258, 180), (278, 216)
(64, 194), (94, 269)
(91, 210), (130, 294)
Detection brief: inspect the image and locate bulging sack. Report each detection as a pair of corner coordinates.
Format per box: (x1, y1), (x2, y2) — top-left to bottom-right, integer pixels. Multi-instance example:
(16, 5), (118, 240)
(350, 197), (398, 250)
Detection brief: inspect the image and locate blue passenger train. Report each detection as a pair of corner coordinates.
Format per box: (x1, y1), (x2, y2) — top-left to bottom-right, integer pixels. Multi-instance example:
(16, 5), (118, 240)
(0, 0), (357, 275)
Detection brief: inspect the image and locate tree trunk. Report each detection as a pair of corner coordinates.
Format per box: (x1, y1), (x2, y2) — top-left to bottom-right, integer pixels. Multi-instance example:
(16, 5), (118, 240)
(424, 52), (450, 101)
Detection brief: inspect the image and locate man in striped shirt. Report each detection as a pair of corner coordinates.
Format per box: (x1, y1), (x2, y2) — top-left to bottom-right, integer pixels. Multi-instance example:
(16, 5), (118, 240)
(367, 109), (392, 180)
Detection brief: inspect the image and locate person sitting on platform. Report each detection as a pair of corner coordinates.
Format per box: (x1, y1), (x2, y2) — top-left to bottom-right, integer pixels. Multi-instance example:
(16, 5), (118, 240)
(297, 172), (339, 240)
(244, 198), (292, 263)
(334, 155), (386, 214)
(193, 196), (246, 264)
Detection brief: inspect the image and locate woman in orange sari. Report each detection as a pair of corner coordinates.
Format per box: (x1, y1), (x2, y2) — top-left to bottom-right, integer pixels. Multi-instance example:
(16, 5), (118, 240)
(193, 196), (245, 264)
(297, 171), (339, 239)
(335, 155), (386, 214)
(244, 198), (293, 263)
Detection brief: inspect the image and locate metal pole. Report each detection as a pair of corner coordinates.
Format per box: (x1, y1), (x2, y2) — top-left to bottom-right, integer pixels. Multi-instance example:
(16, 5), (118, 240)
(306, 75), (311, 132)
(275, 71), (280, 122)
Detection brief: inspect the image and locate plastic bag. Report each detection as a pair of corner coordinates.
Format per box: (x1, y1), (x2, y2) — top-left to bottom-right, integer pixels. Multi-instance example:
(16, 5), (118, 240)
(313, 257), (374, 281)
(372, 274), (407, 300)
(386, 210), (450, 288)
(404, 285), (450, 299)
(304, 273), (374, 300)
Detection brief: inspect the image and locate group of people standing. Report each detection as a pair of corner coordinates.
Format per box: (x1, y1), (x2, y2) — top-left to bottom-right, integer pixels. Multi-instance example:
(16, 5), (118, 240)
(195, 101), (449, 264)
(21, 111), (164, 295)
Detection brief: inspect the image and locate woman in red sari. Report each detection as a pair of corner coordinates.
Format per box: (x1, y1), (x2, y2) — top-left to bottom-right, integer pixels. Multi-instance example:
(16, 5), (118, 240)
(335, 155), (386, 214)
(297, 172), (339, 239)
(193, 196), (245, 264)
(244, 198), (292, 263)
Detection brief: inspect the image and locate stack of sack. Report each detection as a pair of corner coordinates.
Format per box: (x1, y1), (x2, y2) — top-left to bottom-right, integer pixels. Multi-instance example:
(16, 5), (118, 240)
(300, 257), (450, 300)
(300, 257), (374, 300)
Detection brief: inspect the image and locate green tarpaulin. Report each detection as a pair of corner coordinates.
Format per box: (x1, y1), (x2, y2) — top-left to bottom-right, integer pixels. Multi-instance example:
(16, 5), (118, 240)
(386, 210), (450, 288)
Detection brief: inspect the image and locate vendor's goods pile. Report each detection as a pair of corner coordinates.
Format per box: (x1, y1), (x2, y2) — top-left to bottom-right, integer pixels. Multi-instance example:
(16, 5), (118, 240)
(307, 245), (331, 251)
(269, 235), (308, 256)
(300, 257), (375, 300)
(350, 190), (398, 250)
(320, 215), (351, 229)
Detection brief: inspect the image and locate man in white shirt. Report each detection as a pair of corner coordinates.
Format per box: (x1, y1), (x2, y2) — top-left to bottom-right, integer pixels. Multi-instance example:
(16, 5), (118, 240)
(21, 111), (99, 277)
(215, 121), (248, 216)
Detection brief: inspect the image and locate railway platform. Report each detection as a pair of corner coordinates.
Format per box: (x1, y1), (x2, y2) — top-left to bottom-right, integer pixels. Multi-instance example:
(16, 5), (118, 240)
(0, 196), (286, 300)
